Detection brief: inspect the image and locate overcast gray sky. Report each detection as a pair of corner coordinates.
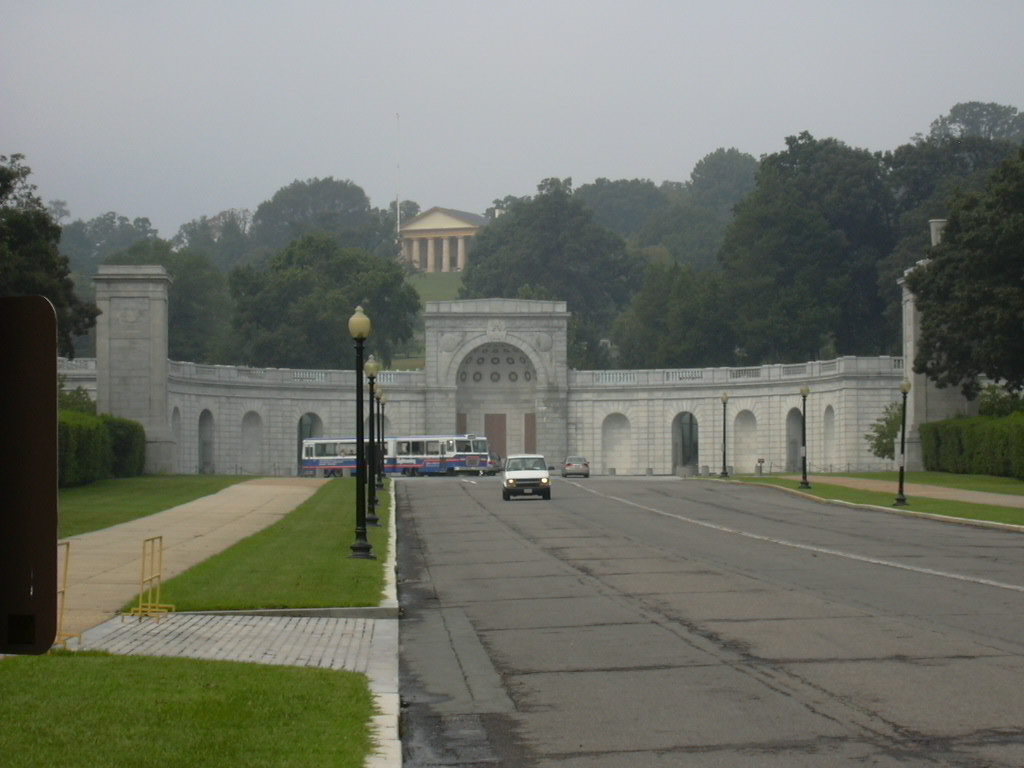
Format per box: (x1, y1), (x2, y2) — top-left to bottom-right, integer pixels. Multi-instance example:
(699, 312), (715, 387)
(4, 1), (1022, 236)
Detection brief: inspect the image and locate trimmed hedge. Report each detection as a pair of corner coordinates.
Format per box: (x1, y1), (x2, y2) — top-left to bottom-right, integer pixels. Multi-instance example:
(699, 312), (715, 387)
(101, 414), (146, 477)
(58, 410), (146, 487)
(919, 413), (1024, 479)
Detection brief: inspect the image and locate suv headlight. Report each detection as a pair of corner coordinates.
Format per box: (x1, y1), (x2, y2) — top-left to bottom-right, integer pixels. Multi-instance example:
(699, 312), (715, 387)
(540, 477), (550, 485)
(505, 478), (516, 488)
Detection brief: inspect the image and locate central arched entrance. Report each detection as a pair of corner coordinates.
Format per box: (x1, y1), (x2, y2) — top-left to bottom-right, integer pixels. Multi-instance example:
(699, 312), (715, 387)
(455, 342), (538, 459)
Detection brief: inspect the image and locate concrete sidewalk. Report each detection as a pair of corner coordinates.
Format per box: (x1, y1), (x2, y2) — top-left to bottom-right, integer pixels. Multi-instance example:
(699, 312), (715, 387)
(57, 477), (400, 768)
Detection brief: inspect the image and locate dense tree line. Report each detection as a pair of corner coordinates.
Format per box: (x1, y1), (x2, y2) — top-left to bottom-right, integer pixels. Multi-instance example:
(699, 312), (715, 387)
(1, 154), (98, 356)
(4, 101), (1020, 398)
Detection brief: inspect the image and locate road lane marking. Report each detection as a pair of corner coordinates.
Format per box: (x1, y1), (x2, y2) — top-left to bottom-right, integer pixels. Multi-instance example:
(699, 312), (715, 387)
(579, 485), (1024, 594)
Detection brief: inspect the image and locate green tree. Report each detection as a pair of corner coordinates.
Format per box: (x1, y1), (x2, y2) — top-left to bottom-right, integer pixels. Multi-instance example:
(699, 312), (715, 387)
(573, 178), (669, 237)
(636, 149), (757, 271)
(718, 133), (895, 363)
(248, 177), (395, 258)
(105, 239), (233, 363)
(905, 146), (1024, 397)
(460, 178), (644, 368)
(229, 233), (419, 368)
(59, 211), (159, 278)
(926, 101), (1024, 143)
(877, 132), (1018, 333)
(612, 263), (735, 369)
(0, 154), (98, 355)
(173, 209), (253, 271)
(687, 147), (759, 212)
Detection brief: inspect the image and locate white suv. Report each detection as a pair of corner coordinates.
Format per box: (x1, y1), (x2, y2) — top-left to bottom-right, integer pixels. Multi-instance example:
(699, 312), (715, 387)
(501, 454), (551, 501)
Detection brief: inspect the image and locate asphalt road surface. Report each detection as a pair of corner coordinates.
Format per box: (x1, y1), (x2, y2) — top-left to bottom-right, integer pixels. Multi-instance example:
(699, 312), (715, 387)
(396, 475), (1024, 767)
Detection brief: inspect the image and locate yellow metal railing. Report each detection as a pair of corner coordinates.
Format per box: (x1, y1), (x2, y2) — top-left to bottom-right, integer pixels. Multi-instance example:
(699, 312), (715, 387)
(55, 541), (81, 648)
(126, 536), (175, 620)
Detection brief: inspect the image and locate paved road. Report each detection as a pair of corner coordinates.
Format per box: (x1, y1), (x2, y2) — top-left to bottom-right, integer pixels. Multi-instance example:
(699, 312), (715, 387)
(397, 475), (1024, 767)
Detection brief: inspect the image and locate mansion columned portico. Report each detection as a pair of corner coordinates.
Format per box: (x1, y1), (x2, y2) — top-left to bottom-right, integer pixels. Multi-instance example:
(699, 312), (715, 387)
(62, 253), (976, 478)
(400, 207), (489, 273)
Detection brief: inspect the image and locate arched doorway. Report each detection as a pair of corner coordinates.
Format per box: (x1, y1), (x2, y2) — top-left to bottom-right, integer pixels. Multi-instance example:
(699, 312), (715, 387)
(734, 410), (758, 475)
(297, 412), (323, 472)
(455, 342), (538, 458)
(822, 405), (836, 472)
(198, 410), (215, 474)
(672, 412), (699, 474)
(785, 407), (803, 472)
(241, 411), (263, 475)
(601, 413), (631, 474)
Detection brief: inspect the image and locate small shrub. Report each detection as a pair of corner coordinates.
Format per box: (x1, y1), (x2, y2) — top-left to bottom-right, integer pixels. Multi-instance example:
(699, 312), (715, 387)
(865, 401), (903, 460)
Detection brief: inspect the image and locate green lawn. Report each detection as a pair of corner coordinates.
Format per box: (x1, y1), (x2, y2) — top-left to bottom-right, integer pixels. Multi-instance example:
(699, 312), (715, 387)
(0, 651), (373, 768)
(159, 478), (390, 610)
(833, 470), (1024, 496)
(59, 474), (253, 538)
(740, 472), (1024, 527)
(408, 270), (463, 302)
(6, 475), (388, 767)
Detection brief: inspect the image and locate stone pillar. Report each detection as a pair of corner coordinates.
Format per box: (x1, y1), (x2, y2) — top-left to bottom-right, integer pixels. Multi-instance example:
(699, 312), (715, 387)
(93, 265), (176, 473)
(457, 236), (467, 271)
(426, 238), (436, 273)
(441, 237), (451, 272)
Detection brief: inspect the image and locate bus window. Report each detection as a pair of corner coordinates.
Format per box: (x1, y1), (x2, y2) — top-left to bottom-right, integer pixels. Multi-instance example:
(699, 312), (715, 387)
(315, 442), (336, 457)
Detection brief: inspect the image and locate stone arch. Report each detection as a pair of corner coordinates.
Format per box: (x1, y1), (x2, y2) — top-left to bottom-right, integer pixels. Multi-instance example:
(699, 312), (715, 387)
(733, 409), (759, 475)
(785, 407), (803, 473)
(198, 409), (215, 474)
(601, 413), (631, 474)
(822, 405), (836, 471)
(440, 331), (553, 390)
(241, 411), (263, 475)
(672, 411), (699, 474)
(297, 412), (323, 470)
(455, 342), (539, 457)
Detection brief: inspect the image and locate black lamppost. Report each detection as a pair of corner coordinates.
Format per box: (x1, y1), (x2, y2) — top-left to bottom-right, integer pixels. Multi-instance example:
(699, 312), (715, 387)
(363, 355), (381, 526)
(799, 385), (811, 489)
(719, 392), (730, 478)
(894, 378), (911, 507)
(375, 388), (386, 490)
(348, 306), (375, 560)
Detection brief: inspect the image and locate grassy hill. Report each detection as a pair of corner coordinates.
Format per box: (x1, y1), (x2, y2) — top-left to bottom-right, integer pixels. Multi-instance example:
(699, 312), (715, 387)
(408, 271), (463, 303)
(391, 272), (464, 369)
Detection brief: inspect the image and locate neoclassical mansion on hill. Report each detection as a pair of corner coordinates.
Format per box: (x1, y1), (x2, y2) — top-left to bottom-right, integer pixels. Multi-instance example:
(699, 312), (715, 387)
(59, 222), (971, 478)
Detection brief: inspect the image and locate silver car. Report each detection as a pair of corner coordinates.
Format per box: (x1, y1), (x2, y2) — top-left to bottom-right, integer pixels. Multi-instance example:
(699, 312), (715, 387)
(561, 456), (590, 478)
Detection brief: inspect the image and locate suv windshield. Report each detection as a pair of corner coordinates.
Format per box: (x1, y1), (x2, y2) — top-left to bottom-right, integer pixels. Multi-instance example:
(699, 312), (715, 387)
(507, 457), (546, 471)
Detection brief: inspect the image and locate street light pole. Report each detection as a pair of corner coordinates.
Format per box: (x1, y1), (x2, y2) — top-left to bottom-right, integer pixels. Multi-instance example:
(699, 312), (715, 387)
(799, 385), (811, 489)
(719, 392), (730, 478)
(894, 378), (911, 506)
(375, 388), (386, 490)
(348, 306), (375, 560)
(363, 355), (380, 526)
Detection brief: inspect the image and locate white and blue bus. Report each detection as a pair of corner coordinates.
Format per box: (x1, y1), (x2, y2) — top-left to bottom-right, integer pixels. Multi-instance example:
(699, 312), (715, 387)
(301, 433), (495, 477)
